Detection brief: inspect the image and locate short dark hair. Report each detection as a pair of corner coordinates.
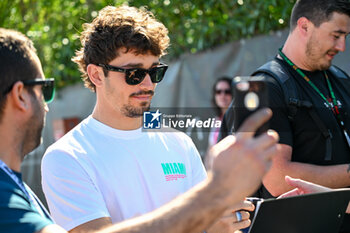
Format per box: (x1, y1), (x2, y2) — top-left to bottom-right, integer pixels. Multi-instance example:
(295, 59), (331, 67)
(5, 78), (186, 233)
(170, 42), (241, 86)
(72, 6), (170, 92)
(212, 76), (232, 117)
(0, 28), (39, 121)
(290, 0), (350, 30)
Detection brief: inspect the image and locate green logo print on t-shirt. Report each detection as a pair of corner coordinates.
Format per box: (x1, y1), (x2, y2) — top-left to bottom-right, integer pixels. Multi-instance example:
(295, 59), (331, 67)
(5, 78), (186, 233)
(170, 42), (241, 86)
(161, 163), (187, 181)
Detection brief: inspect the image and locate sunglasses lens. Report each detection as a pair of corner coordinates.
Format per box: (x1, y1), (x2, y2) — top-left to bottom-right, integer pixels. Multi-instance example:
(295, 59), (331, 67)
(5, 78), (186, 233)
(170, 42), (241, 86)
(42, 81), (55, 103)
(150, 66), (167, 83)
(123, 65), (168, 85)
(216, 89), (231, 95)
(125, 70), (147, 85)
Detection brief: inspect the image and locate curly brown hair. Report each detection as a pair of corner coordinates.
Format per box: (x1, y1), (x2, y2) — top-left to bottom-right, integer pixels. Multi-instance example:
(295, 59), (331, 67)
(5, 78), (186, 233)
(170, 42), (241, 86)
(72, 6), (170, 91)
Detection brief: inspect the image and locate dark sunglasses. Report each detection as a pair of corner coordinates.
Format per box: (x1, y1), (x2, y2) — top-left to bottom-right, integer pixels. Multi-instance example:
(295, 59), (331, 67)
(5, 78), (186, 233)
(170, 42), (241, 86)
(22, 78), (55, 103)
(215, 89), (231, 95)
(98, 63), (168, 85)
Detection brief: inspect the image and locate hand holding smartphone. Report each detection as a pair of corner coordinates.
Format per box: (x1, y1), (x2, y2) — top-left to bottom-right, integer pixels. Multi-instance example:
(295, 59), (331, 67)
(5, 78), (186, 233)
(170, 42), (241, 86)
(232, 76), (269, 136)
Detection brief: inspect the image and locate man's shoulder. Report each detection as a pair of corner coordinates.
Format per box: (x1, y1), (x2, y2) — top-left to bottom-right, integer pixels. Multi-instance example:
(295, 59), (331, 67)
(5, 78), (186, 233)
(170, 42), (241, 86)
(46, 117), (91, 151)
(329, 65), (350, 80)
(0, 170), (53, 232)
(253, 58), (291, 82)
(42, 119), (92, 164)
(0, 170), (17, 193)
(0, 170), (28, 206)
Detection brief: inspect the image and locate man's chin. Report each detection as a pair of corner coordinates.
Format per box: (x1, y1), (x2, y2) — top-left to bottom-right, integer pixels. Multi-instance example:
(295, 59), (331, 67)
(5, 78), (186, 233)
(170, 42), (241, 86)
(22, 137), (42, 160)
(319, 61), (332, 70)
(122, 104), (150, 118)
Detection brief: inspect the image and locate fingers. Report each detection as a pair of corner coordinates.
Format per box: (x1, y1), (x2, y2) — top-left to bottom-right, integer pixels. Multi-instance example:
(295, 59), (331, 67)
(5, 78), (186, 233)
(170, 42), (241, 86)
(279, 176), (331, 199)
(209, 109), (279, 200)
(285, 176), (315, 189)
(232, 211), (251, 231)
(235, 210), (249, 223)
(229, 200), (255, 213)
(208, 212), (251, 233)
(258, 142), (280, 163)
(236, 108), (272, 139)
(248, 130), (279, 159)
(235, 108), (279, 165)
(232, 219), (251, 231)
(251, 130), (279, 152)
(284, 176), (301, 187)
(240, 200), (255, 212)
(221, 210), (250, 222)
(278, 188), (303, 198)
(285, 176), (316, 191)
(284, 176), (331, 194)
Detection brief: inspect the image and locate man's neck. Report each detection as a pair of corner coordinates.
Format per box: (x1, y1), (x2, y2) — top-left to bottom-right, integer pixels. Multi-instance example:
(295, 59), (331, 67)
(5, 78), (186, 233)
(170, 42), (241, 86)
(0, 153), (21, 172)
(282, 36), (315, 71)
(92, 106), (142, 130)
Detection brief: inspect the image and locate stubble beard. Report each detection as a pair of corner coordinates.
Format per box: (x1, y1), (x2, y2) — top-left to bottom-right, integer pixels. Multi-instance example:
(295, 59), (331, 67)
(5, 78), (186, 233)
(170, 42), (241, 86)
(22, 96), (44, 157)
(305, 35), (332, 71)
(121, 101), (151, 118)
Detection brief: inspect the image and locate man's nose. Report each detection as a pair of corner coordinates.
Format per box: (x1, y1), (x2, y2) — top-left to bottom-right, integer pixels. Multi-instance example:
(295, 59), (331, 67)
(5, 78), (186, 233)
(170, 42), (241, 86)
(44, 102), (49, 112)
(139, 73), (153, 88)
(335, 37), (346, 52)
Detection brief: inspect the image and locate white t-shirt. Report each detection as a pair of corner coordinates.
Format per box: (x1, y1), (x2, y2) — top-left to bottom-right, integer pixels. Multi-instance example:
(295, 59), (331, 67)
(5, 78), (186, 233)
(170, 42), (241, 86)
(41, 116), (207, 231)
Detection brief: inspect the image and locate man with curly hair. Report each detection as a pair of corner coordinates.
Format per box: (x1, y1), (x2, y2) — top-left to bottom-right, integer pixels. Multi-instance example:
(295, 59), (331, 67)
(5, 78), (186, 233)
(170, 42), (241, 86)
(0, 19), (280, 233)
(40, 6), (260, 233)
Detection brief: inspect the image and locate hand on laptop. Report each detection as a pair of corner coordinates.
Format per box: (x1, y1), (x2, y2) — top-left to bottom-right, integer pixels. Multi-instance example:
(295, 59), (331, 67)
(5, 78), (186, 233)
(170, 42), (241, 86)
(279, 176), (350, 214)
(279, 176), (332, 198)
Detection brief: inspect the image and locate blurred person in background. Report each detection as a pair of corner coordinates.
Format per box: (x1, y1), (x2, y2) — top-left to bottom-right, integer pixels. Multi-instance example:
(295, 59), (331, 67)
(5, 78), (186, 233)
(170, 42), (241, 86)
(208, 77), (233, 148)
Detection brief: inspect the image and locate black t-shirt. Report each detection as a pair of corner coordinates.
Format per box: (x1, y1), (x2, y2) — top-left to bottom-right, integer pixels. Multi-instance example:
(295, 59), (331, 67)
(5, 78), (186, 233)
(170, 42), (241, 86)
(219, 62), (350, 165)
(266, 64), (350, 165)
(219, 59), (350, 232)
(266, 62), (350, 233)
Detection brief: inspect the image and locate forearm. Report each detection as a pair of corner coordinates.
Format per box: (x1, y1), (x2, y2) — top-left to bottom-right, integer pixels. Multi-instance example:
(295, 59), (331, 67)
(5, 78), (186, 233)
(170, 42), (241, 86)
(264, 155), (350, 196)
(283, 162), (350, 188)
(98, 173), (244, 233)
(281, 177), (350, 215)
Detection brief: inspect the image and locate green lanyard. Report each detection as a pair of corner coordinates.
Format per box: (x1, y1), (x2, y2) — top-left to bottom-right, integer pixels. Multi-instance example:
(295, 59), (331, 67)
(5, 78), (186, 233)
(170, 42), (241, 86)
(278, 48), (340, 115)
(278, 48), (350, 151)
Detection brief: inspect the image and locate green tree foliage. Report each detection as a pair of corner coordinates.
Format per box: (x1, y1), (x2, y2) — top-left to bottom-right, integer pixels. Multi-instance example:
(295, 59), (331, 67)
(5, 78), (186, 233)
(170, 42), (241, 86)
(0, 0), (296, 89)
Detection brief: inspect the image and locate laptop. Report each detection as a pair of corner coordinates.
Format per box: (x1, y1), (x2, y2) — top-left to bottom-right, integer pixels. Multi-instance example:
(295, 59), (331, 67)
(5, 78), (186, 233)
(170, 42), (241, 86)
(248, 190), (350, 233)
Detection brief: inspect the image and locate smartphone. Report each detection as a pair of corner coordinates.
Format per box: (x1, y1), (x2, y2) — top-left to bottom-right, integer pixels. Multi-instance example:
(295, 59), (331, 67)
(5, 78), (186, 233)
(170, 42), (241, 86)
(232, 76), (269, 136)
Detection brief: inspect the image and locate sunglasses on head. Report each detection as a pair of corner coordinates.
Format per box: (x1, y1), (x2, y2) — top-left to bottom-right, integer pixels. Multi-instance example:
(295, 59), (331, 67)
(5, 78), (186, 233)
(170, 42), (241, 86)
(22, 78), (55, 103)
(215, 89), (231, 95)
(98, 63), (168, 85)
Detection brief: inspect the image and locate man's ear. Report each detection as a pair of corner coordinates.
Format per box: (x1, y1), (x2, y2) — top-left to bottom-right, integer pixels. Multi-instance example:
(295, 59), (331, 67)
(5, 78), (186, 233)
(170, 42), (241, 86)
(87, 64), (105, 88)
(9, 81), (31, 111)
(297, 17), (312, 36)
